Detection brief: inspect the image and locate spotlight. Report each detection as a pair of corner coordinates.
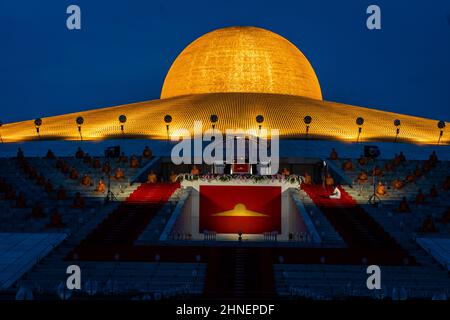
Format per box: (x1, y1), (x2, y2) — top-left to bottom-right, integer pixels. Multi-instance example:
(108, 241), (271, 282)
(0, 120), (3, 143)
(34, 118), (42, 139)
(394, 119), (401, 143)
(437, 120), (446, 145)
(119, 114), (127, 135)
(256, 114), (264, 133)
(76, 116), (84, 141)
(210, 114), (218, 130)
(164, 114), (172, 141)
(356, 117), (364, 143)
(304, 115), (312, 139)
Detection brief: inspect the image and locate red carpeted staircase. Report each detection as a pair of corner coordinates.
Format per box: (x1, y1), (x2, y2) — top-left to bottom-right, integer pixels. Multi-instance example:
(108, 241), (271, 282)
(301, 184), (403, 250)
(78, 183), (179, 246)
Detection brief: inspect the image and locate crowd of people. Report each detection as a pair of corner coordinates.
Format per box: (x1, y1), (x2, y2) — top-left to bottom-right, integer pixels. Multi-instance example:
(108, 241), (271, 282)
(4, 146), (449, 235)
(328, 148), (449, 234)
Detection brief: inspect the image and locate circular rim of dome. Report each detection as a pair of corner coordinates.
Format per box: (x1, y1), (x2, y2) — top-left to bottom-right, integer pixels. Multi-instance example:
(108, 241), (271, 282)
(161, 26), (322, 100)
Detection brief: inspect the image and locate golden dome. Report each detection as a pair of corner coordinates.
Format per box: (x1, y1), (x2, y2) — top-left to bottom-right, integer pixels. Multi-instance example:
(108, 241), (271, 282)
(161, 26), (322, 100)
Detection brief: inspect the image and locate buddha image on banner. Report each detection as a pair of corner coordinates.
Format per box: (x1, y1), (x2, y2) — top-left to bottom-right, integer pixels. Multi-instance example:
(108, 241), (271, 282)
(199, 185), (281, 234)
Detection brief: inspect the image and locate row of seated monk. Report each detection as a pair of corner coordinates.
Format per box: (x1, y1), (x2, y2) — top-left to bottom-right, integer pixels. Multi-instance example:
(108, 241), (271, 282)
(73, 146), (153, 160)
(17, 146), (152, 170)
(417, 211), (449, 233)
(338, 150), (439, 175)
(15, 155), (109, 195)
(144, 166), (295, 184)
(59, 151), (140, 170)
(329, 147), (438, 164)
(1, 175), (87, 209)
(1, 176), (86, 228)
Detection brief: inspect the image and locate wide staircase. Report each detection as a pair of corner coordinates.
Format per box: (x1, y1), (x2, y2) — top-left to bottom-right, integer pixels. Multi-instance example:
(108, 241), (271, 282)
(301, 184), (406, 251)
(204, 247), (275, 299)
(76, 183), (179, 247)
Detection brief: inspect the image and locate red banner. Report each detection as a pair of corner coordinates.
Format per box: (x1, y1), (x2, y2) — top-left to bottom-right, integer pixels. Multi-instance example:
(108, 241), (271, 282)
(199, 185), (281, 234)
(232, 163), (250, 174)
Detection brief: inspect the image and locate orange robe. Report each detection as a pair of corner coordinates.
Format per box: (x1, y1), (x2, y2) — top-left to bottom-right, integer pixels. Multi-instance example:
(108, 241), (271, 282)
(147, 173), (157, 184)
(376, 184), (387, 196)
(97, 181), (106, 193)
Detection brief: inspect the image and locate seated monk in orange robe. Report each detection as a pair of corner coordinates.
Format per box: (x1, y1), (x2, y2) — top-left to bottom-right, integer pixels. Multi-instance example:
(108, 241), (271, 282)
(69, 168), (79, 180)
(357, 171), (368, 183)
(44, 179), (53, 193)
(118, 152), (128, 164)
(443, 176), (450, 191)
(31, 202), (44, 218)
(143, 146), (153, 159)
(75, 147), (84, 159)
(147, 170), (157, 184)
(375, 182), (387, 196)
(92, 159), (101, 169)
(329, 148), (338, 160)
(48, 208), (64, 228)
(373, 166), (383, 177)
(130, 156), (140, 168)
(442, 208), (450, 224)
(429, 185), (438, 198)
(429, 151), (438, 166)
(114, 168), (125, 180)
(81, 174), (91, 186)
(102, 162), (111, 174)
(342, 159), (353, 171)
(169, 171), (178, 183)
(325, 174), (335, 188)
(36, 174), (45, 186)
(415, 189), (426, 205)
(96, 180), (106, 193)
(303, 172), (312, 185)
(281, 168), (290, 176)
(421, 215), (437, 233)
(405, 173), (416, 184)
(397, 197), (410, 213)
(414, 166), (423, 178)
(358, 156), (367, 166)
(392, 178), (404, 190)
(56, 186), (67, 201)
(45, 149), (55, 159)
(191, 165), (200, 175)
(72, 192), (85, 209)
(83, 154), (92, 164)
(384, 161), (395, 172)
(16, 192), (27, 208)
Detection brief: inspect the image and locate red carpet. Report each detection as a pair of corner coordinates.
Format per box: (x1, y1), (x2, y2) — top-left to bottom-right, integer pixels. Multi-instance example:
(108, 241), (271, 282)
(302, 184), (404, 249)
(126, 182), (179, 203)
(76, 183), (179, 247)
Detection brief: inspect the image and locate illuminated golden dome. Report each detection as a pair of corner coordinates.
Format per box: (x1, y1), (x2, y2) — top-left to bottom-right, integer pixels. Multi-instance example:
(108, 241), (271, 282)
(161, 26), (322, 100)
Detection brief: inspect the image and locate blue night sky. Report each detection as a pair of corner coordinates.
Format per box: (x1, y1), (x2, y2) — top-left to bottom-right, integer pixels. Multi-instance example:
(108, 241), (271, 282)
(1, 0), (449, 124)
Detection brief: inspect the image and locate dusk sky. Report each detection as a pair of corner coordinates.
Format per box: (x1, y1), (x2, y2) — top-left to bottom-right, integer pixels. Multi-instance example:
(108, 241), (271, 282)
(1, 0), (449, 124)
